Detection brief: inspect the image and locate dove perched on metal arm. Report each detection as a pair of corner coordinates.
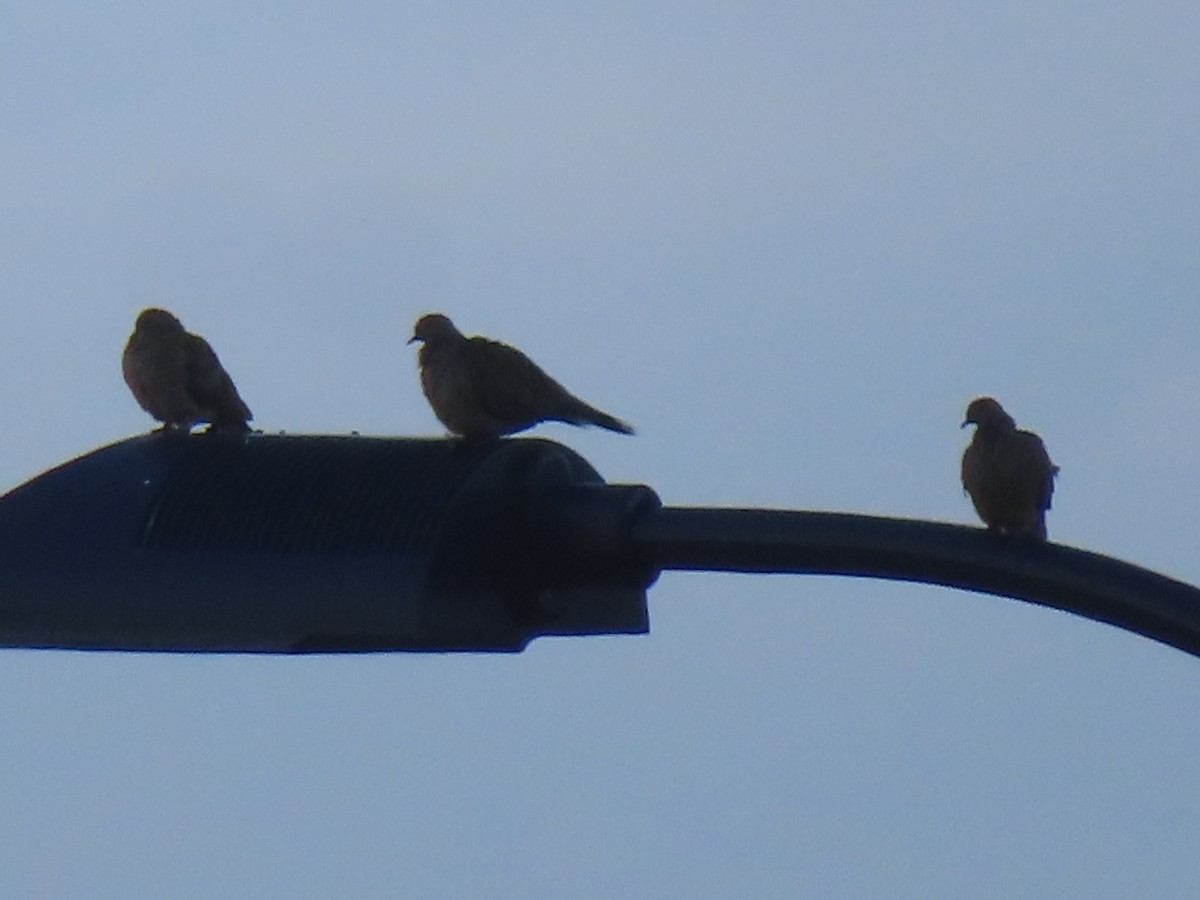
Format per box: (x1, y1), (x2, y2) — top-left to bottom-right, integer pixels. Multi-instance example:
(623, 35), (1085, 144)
(408, 313), (634, 441)
(960, 397), (1058, 540)
(122, 308), (253, 433)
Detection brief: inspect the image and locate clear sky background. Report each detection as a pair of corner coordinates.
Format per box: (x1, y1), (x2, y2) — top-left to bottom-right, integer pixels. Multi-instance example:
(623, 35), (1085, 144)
(3, 2), (1199, 897)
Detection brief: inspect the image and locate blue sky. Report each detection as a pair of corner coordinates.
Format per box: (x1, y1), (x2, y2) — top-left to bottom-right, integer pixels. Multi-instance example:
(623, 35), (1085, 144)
(2, 2), (1199, 897)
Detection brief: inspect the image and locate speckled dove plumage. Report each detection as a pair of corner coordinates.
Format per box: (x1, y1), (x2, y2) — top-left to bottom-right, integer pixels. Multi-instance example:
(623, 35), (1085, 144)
(960, 397), (1058, 540)
(409, 313), (634, 440)
(122, 307), (253, 432)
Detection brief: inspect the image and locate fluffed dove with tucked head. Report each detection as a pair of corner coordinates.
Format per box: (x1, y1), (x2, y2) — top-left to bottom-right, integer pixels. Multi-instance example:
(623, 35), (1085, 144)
(122, 308), (253, 432)
(960, 397), (1058, 540)
(409, 313), (634, 440)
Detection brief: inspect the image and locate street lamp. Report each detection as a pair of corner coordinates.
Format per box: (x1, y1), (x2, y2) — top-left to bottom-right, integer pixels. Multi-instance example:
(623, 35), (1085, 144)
(2, 433), (1198, 657)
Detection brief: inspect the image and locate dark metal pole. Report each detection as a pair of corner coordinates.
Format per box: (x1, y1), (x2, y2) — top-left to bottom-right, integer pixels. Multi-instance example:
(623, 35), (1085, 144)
(631, 506), (1200, 658)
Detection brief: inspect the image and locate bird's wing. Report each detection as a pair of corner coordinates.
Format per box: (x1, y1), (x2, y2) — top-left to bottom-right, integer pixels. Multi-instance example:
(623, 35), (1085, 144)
(182, 334), (251, 421)
(1018, 431), (1057, 511)
(182, 335), (228, 405)
(464, 337), (566, 429)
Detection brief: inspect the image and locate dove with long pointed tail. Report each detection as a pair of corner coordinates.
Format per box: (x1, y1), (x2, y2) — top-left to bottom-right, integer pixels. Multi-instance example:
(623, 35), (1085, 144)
(409, 313), (634, 440)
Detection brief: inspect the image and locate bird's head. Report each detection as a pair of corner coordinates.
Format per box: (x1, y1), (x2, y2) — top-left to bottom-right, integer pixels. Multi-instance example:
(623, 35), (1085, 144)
(408, 313), (461, 346)
(961, 396), (1014, 430)
(134, 308), (185, 334)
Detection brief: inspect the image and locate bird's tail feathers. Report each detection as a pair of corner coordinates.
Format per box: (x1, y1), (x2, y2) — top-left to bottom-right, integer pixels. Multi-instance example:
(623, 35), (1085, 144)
(588, 410), (635, 435)
(562, 398), (635, 435)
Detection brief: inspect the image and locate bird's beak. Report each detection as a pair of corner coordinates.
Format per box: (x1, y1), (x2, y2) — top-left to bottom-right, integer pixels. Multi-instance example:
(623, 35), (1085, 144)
(960, 419), (970, 429)
(406, 335), (419, 345)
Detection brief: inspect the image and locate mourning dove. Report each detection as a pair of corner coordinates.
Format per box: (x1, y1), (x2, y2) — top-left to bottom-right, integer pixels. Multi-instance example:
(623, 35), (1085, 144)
(408, 313), (634, 440)
(960, 397), (1058, 540)
(122, 308), (253, 432)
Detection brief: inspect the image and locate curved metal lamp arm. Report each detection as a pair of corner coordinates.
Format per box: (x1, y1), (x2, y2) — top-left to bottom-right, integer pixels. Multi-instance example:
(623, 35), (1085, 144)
(630, 506), (1200, 658)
